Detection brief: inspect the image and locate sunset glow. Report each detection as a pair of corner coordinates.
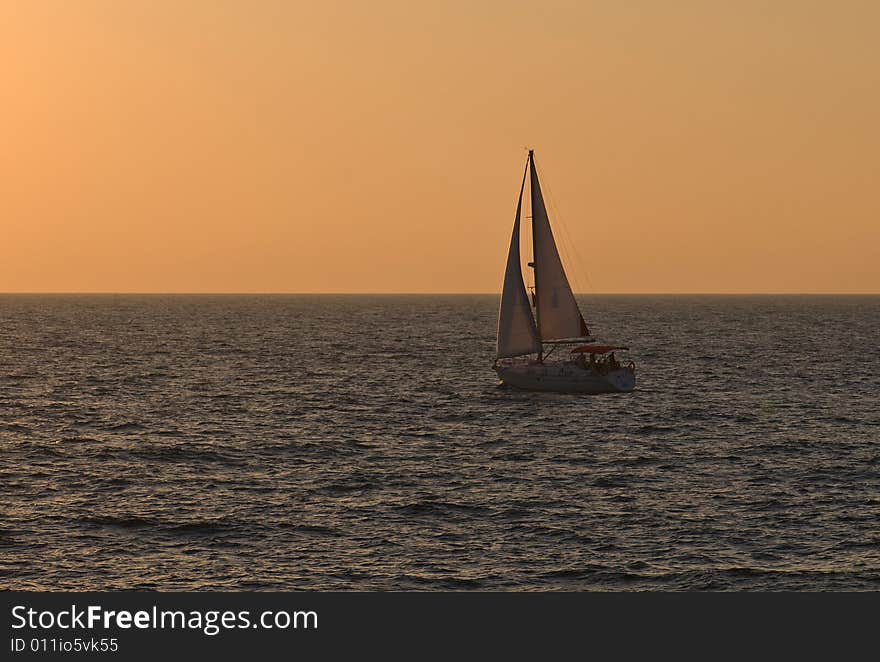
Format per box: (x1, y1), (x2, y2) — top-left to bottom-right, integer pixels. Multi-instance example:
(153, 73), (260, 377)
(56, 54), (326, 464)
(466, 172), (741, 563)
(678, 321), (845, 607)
(2, 1), (878, 293)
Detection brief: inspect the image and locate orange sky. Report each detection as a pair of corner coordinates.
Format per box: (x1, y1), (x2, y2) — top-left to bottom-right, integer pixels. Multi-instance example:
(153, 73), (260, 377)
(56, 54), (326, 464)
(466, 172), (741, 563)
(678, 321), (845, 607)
(2, 1), (878, 293)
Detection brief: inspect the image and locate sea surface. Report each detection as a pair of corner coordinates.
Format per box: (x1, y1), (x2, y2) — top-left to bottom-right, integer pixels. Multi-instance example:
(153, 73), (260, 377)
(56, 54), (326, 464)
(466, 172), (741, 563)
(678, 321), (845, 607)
(1, 294), (878, 591)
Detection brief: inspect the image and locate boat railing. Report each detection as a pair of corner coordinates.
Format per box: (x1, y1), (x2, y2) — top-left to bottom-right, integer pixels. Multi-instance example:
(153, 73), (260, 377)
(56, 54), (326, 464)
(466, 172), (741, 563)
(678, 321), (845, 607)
(497, 355), (636, 371)
(494, 356), (536, 367)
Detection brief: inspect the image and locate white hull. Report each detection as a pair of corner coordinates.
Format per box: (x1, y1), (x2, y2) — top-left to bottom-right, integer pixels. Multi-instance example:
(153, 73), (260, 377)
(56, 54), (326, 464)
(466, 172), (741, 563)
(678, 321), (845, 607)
(495, 362), (636, 394)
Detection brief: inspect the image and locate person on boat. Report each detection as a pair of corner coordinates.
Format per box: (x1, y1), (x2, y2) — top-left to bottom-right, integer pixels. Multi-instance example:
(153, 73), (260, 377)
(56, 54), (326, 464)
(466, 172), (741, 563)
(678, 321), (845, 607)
(609, 352), (618, 369)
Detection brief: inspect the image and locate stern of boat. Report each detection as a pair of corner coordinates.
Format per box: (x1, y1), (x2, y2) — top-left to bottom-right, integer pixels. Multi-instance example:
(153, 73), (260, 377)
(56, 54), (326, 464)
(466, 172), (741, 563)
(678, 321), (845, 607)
(605, 366), (636, 393)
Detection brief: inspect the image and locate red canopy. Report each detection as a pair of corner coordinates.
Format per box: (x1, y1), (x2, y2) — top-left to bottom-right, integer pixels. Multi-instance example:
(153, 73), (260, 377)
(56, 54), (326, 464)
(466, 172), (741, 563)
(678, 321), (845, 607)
(570, 344), (629, 354)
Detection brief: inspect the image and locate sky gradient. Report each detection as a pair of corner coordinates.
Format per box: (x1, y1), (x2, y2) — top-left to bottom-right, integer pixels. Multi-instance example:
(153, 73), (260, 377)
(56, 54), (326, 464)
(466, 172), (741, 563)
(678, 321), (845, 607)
(2, 1), (878, 293)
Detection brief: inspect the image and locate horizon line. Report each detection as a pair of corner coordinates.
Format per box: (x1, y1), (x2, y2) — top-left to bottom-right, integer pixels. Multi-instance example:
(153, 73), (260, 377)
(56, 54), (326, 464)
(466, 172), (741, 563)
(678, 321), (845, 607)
(1, 291), (879, 296)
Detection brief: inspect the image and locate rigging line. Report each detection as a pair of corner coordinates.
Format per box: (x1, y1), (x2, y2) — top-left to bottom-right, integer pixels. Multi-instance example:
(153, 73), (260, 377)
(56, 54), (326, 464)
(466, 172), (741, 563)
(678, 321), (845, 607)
(531, 153), (582, 301)
(549, 192), (583, 295)
(540, 183), (590, 299)
(532, 154), (581, 296)
(541, 165), (593, 297)
(538, 158), (597, 297)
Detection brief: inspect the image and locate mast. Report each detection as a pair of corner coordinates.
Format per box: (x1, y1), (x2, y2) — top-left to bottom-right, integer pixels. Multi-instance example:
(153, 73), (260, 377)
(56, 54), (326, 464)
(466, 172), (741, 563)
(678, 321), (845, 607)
(527, 150), (543, 361)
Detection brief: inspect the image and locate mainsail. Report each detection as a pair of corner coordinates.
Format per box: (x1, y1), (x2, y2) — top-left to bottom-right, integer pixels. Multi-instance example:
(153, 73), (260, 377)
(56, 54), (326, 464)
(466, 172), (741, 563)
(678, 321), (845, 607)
(496, 163), (542, 359)
(528, 151), (590, 341)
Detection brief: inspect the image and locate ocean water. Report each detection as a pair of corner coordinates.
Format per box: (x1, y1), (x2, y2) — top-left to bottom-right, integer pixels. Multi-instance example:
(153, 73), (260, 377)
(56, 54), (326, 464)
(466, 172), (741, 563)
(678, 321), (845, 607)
(1, 294), (878, 591)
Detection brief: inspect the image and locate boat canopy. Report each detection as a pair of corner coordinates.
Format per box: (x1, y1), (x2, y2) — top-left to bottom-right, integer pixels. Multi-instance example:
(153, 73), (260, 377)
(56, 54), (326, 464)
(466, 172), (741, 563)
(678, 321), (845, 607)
(570, 344), (629, 354)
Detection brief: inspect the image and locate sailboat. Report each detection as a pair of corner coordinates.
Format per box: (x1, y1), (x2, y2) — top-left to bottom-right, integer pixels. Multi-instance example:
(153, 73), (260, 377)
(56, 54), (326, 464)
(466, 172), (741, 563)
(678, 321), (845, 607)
(494, 150), (636, 394)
